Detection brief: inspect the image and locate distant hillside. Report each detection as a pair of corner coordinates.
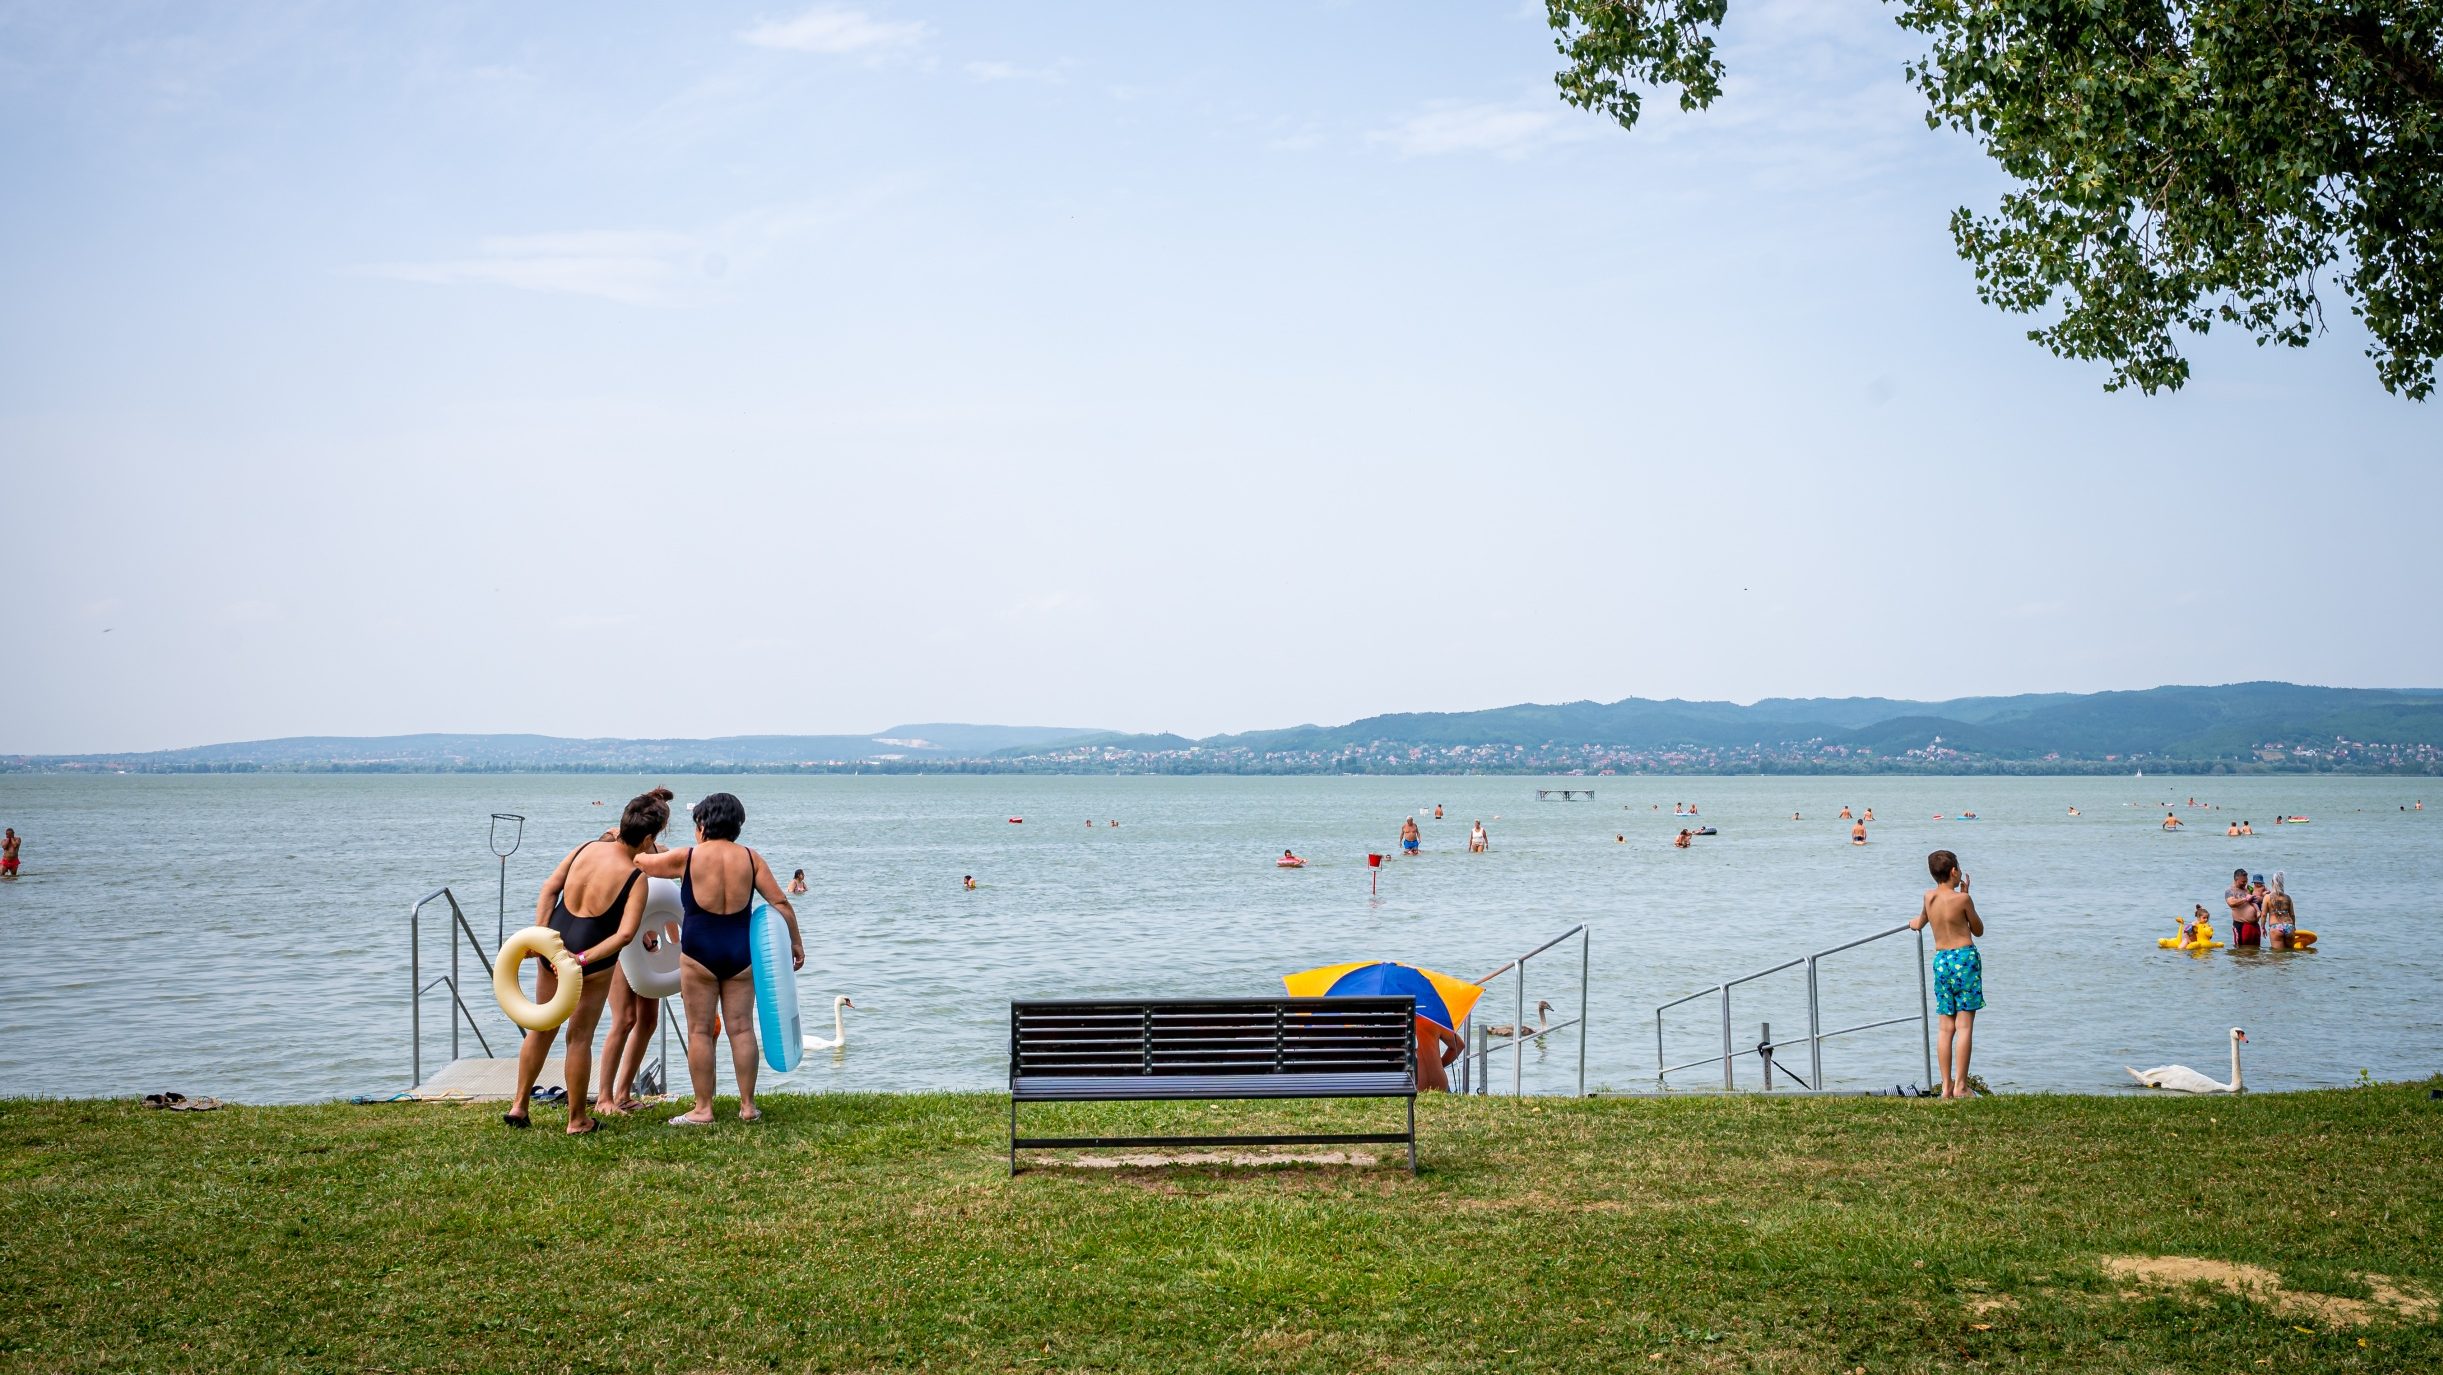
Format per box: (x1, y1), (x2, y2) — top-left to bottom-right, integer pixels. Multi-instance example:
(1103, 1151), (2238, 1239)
(6, 725), (1108, 773)
(9, 685), (2440, 774)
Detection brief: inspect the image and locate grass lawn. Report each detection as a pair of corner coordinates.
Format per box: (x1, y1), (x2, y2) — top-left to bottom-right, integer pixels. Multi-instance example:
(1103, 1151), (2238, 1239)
(4, 1084), (2440, 1372)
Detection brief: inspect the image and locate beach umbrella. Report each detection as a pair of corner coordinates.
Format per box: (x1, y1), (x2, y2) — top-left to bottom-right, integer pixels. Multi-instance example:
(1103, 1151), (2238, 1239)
(1282, 960), (1483, 1032)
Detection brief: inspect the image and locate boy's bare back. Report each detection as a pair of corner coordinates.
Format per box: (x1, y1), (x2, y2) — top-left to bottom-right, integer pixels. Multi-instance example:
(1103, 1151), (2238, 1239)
(1912, 858), (1985, 950)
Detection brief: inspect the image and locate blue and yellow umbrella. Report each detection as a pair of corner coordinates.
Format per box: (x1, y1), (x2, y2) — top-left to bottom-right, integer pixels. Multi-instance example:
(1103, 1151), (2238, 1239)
(1283, 960), (1483, 1031)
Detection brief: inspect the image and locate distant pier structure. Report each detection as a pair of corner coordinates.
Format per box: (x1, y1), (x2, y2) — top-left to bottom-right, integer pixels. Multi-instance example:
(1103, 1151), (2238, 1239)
(1535, 788), (1596, 801)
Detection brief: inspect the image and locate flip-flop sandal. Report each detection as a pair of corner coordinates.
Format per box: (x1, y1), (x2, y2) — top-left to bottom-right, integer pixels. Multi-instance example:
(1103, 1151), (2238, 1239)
(502, 1111), (531, 1129)
(533, 1086), (569, 1105)
(143, 1093), (182, 1109)
(737, 1112), (765, 1125)
(666, 1114), (714, 1128)
(566, 1119), (603, 1137)
(170, 1097), (223, 1112)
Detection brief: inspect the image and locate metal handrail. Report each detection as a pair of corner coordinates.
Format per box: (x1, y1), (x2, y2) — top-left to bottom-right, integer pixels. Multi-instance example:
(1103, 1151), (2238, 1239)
(1462, 923), (1590, 1098)
(410, 879), (674, 1097)
(1652, 922), (1933, 1092)
(409, 886), (498, 1086)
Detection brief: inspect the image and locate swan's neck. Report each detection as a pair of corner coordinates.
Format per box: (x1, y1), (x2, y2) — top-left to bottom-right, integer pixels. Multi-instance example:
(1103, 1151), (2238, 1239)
(2230, 1038), (2243, 1091)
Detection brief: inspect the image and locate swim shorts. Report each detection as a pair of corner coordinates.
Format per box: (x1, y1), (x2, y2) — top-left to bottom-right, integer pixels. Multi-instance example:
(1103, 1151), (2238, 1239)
(1931, 945), (1984, 1016)
(1402, 839), (1419, 852)
(0, 857), (15, 874)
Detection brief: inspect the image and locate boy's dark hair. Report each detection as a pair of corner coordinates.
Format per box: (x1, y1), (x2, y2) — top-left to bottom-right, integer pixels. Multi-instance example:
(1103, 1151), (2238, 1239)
(693, 792), (747, 841)
(619, 787), (675, 845)
(1927, 849), (1958, 883)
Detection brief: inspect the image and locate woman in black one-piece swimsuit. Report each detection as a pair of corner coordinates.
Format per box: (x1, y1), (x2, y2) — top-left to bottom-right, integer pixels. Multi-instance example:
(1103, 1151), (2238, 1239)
(505, 788), (667, 1134)
(635, 792), (804, 1125)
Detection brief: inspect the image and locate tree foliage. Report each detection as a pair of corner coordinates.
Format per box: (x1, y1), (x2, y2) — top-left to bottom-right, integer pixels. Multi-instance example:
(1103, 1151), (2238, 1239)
(1547, 1), (2443, 398)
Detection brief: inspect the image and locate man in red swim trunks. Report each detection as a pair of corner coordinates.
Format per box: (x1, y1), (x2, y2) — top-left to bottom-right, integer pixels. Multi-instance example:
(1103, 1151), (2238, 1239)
(2, 827), (19, 878)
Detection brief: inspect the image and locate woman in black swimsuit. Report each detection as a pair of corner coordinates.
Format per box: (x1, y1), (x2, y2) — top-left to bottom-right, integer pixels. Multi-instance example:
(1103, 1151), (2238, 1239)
(595, 787), (676, 1117)
(506, 787), (665, 1133)
(636, 792), (803, 1125)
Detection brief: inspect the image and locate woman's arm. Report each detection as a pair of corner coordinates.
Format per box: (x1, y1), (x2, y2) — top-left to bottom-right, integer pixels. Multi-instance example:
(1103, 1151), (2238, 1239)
(751, 852), (804, 969)
(635, 846), (689, 880)
(533, 846), (580, 927)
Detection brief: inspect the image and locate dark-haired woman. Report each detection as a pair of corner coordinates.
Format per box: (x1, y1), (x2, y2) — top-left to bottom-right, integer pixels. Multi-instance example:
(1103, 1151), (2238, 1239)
(506, 787), (665, 1133)
(636, 791), (803, 1124)
(595, 787), (676, 1116)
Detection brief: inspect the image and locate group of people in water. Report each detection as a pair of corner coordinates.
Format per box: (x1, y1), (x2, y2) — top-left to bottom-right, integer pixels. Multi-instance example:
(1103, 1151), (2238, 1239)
(2173, 868), (2316, 950)
(1391, 809), (1490, 855)
(508, 787), (804, 1135)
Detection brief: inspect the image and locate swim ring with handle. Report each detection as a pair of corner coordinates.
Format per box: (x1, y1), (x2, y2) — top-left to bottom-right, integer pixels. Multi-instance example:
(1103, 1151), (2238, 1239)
(750, 902), (803, 1073)
(615, 877), (685, 1000)
(493, 927), (584, 1032)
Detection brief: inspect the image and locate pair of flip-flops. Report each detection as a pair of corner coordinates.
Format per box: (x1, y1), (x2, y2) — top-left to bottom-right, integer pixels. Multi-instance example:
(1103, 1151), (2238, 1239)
(142, 1092), (222, 1112)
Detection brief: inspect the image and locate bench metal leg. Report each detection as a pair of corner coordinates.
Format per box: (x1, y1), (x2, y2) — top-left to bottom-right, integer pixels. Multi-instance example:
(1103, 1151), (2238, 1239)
(1009, 1099), (1019, 1177)
(1407, 1096), (1417, 1175)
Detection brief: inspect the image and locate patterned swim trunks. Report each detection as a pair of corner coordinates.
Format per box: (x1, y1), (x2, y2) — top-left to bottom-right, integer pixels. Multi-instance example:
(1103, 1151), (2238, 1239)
(1932, 945), (1985, 1016)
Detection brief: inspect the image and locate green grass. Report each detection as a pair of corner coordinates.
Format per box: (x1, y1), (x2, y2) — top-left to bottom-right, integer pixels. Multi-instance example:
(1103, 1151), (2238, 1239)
(4, 1085), (2440, 1372)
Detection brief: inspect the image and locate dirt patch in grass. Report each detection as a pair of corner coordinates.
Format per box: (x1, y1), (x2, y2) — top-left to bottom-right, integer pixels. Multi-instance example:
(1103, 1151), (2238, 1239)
(1057, 1149), (1382, 1168)
(2104, 1255), (2439, 1327)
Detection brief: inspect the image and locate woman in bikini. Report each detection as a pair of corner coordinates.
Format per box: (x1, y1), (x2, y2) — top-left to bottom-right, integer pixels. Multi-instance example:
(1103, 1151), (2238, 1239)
(636, 792), (803, 1125)
(506, 789), (663, 1133)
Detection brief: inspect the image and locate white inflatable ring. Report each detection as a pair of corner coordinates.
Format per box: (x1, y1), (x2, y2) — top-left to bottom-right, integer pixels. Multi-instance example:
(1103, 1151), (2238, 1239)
(616, 877), (685, 1001)
(493, 926), (584, 1032)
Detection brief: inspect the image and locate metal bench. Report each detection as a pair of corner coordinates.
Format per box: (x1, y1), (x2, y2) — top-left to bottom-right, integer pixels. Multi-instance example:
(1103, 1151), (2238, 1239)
(1008, 996), (1419, 1173)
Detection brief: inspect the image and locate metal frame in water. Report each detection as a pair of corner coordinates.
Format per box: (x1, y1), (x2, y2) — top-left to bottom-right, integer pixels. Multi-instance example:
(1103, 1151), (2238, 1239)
(1652, 922), (1934, 1092)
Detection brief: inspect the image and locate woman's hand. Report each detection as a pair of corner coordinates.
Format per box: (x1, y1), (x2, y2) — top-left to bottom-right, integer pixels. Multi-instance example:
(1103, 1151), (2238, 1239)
(791, 940), (805, 971)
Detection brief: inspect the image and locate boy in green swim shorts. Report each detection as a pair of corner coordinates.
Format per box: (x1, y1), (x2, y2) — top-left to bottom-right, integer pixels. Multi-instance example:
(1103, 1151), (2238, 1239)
(1909, 849), (1986, 1099)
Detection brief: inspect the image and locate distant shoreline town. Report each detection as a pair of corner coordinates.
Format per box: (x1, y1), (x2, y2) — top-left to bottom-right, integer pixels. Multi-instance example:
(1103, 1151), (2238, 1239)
(10, 682), (2441, 777)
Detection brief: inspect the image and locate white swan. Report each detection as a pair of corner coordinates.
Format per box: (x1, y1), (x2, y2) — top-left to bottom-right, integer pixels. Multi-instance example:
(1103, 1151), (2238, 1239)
(2127, 1027), (2247, 1093)
(802, 995), (855, 1053)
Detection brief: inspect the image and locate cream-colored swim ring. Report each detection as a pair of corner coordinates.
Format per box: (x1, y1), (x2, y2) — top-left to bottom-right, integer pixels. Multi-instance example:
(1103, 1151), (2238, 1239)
(493, 926), (584, 1032)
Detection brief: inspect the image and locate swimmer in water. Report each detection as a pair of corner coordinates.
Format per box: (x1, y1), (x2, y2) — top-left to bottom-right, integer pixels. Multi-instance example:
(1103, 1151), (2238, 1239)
(1862, 808), (1874, 822)
(2164, 812), (2183, 830)
(1674, 829), (1693, 849)
(1281, 849), (1301, 864)
(1400, 816), (1421, 854)
(1469, 821), (1488, 853)
(788, 868), (808, 894)
(1839, 806), (1853, 820)
(2068, 806), (2079, 816)
(963, 875), (976, 891)
(1615, 833), (1625, 843)
(1851, 820), (1867, 846)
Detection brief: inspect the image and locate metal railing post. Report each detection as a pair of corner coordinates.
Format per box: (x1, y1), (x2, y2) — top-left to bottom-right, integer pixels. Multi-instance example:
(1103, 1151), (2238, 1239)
(1806, 955), (1822, 1090)
(1761, 1021), (1774, 1090)
(1719, 986), (1733, 1090)
(449, 894), (462, 1064)
(1577, 927), (1590, 1098)
(1917, 926), (1934, 1090)
(1512, 956), (1527, 1098)
(410, 900), (422, 1087)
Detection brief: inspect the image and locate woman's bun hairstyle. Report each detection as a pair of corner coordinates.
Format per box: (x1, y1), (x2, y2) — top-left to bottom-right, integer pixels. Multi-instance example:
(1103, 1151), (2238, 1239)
(619, 787), (675, 845)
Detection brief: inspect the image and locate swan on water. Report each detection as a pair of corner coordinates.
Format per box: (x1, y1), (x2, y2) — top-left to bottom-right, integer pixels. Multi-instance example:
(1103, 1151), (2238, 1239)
(2127, 1027), (2247, 1093)
(1486, 1000), (1553, 1039)
(803, 995), (855, 1053)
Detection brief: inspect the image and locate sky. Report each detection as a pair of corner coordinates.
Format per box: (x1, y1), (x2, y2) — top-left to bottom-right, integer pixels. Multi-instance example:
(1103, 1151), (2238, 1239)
(1, 1), (2437, 753)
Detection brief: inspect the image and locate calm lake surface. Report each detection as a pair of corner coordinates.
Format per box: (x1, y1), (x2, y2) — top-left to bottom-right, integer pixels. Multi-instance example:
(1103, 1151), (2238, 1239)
(0, 774), (2436, 1103)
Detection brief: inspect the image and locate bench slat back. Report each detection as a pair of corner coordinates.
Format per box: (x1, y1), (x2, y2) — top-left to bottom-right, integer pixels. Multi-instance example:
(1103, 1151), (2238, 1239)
(1011, 997), (1416, 1081)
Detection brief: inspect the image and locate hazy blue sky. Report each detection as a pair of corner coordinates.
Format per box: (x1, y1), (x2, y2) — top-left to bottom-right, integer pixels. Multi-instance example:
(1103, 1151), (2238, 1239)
(3, 2), (2436, 752)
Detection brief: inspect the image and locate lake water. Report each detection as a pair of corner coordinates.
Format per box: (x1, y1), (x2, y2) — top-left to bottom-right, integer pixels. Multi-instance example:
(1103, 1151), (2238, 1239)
(0, 774), (2435, 1103)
